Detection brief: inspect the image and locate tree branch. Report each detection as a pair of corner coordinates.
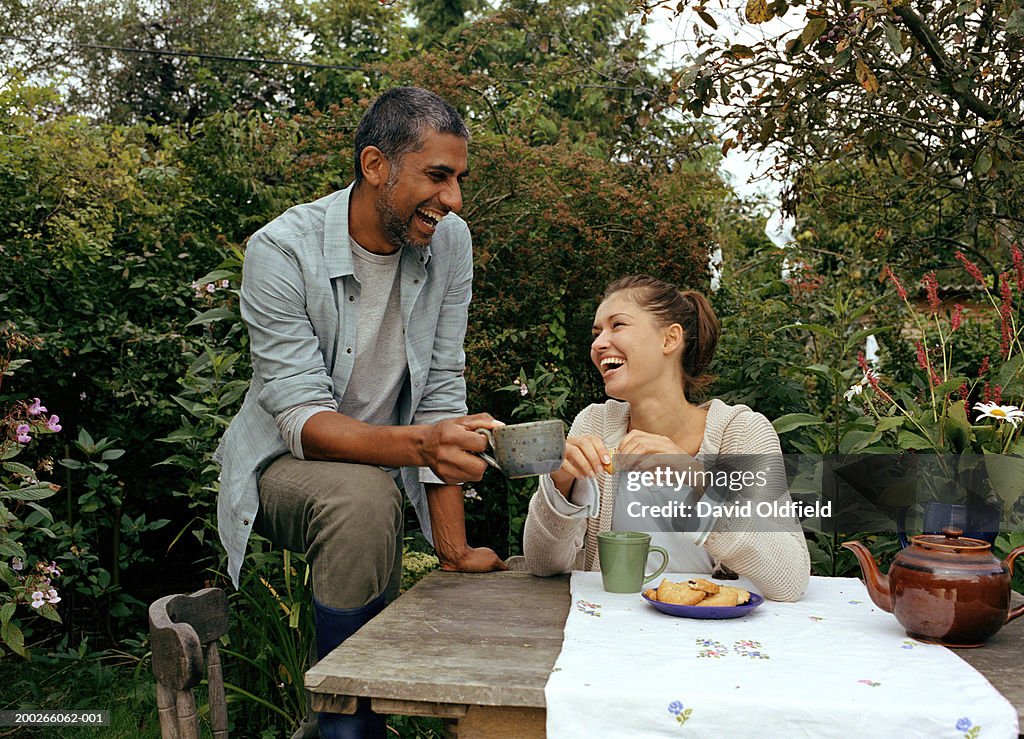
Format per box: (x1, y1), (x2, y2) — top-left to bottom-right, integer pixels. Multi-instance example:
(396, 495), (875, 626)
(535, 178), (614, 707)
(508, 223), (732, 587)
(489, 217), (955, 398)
(891, 5), (1001, 122)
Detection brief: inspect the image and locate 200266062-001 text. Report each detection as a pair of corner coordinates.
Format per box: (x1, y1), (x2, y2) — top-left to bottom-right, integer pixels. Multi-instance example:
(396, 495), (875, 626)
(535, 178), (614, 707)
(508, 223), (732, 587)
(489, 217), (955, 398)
(0, 710), (110, 726)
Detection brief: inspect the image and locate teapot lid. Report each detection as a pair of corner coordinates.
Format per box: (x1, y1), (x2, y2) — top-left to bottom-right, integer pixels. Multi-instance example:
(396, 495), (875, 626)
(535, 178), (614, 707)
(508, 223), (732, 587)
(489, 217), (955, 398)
(912, 527), (992, 552)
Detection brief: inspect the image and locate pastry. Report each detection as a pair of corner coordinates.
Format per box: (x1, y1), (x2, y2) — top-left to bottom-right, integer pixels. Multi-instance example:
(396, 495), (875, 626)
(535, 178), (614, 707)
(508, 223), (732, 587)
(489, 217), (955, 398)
(687, 578), (721, 595)
(656, 579), (705, 606)
(696, 590), (739, 607)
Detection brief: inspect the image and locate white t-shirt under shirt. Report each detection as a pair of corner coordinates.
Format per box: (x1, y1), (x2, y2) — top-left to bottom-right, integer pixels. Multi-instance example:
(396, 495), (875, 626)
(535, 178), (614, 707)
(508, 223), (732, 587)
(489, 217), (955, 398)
(337, 237), (408, 427)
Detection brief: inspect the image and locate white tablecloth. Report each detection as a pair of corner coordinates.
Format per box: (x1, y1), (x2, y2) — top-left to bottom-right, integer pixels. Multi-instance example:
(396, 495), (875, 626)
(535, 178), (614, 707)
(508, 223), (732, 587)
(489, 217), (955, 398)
(545, 572), (1018, 738)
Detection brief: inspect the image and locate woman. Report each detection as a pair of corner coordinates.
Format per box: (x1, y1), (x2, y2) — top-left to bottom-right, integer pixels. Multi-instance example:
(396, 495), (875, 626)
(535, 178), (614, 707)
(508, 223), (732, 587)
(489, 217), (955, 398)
(523, 275), (809, 601)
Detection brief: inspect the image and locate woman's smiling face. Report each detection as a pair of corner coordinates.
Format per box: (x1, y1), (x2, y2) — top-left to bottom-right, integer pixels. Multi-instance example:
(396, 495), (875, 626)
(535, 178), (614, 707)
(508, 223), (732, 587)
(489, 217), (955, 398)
(590, 292), (673, 399)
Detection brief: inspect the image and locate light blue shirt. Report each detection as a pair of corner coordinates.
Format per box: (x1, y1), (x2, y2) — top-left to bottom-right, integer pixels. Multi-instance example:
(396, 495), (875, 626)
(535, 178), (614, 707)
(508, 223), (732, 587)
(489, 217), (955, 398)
(215, 184), (472, 586)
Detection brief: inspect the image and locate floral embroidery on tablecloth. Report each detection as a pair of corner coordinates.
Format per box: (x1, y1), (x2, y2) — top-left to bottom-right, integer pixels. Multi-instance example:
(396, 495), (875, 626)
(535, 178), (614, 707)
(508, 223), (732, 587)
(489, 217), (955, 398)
(957, 717), (981, 738)
(733, 639), (769, 659)
(695, 638), (770, 659)
(900, 640), (917, 650)
(695, 638), (728, 659)
(575, 599), (601, 617)
(848, 599), (863, 605)
(808, 615), (825, 622)
(668, 700), (693, 727)
(858, 679), (881, 687)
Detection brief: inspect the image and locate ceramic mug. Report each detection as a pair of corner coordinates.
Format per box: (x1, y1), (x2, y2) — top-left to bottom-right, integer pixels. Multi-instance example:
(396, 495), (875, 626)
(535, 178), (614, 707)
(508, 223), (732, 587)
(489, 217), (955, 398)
(597, 531), (669, 593)
(476, 419), (565, 479)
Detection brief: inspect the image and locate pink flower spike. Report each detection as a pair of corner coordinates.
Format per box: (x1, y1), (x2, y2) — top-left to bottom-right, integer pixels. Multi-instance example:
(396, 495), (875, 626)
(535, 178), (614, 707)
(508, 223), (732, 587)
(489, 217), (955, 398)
(27, 398), (47, 416)
(885, 266), (908, 300)
(16, 424), (32, 444)
(954, 251), (986, 285)
(914, 341), (929, 371)
(950, 304), (963, 332)
(921, 272), (940, 314)
(45, 415), (61, 432)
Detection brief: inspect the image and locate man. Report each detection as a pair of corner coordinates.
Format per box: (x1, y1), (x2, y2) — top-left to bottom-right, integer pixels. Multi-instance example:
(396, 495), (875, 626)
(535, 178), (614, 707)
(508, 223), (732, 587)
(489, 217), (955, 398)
(215, 87), (506, 738)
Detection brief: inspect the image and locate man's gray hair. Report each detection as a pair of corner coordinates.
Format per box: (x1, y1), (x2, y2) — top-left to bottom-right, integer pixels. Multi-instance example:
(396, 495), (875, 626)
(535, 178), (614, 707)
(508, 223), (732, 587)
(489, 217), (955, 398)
(353, 87), (469, 184)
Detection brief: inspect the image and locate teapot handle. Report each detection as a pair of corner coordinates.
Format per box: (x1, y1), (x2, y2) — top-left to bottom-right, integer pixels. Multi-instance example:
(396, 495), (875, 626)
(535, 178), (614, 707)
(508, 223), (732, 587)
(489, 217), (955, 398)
(1005, 545), (1024, 624)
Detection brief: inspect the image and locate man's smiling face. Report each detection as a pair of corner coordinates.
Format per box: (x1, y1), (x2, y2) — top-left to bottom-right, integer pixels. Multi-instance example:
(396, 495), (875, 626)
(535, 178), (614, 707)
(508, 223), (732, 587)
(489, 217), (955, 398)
(375, 130), (469, 251)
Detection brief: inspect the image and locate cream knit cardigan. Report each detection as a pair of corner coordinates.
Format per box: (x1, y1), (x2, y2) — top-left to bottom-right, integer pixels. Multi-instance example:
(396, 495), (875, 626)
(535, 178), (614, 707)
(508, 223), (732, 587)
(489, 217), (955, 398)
(522, 399), (810, 602)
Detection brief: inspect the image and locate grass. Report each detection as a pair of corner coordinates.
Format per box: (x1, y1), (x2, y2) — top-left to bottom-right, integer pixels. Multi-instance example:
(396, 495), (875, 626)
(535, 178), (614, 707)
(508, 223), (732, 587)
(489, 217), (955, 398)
(0, 650), (161, 738)
(1, 652), (449, 737)
(0, 547), (450, 737)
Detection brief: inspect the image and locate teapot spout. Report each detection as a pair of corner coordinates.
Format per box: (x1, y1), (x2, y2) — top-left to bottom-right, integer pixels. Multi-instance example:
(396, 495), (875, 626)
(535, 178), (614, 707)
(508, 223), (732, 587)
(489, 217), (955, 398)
(841, 540), (892, 612)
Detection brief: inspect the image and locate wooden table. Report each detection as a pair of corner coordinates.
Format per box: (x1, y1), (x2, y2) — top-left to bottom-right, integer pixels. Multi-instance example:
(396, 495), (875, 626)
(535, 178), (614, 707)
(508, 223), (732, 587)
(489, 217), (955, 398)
(305, 571), (1024, 738)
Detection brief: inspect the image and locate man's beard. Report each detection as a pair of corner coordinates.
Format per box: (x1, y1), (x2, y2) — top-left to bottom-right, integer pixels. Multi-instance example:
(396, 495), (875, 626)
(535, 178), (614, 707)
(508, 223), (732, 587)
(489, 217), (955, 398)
(374, 167), (428, 251)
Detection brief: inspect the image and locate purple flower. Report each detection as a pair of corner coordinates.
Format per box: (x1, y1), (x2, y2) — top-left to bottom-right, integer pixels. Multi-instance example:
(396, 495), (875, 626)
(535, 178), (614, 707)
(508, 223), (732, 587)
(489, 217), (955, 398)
(30, 591), (45, 608)
(11, 557), (23, 571)
(45, 415), (61, 432)
(16, 424), (32, 444)
(519, 383), (529, 396)
(667, 701), (684, 715)
(957, 718), (972, 732)
(27, 398), (47, 416)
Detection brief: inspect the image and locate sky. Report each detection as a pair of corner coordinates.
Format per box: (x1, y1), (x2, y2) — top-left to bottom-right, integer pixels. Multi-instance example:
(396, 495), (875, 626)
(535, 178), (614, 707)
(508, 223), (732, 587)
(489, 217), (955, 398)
(643, 4), (799, 247)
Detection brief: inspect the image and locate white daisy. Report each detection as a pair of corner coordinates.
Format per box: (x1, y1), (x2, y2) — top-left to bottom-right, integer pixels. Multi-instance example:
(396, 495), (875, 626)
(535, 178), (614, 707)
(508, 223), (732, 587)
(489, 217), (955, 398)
(973, 402), (1024, 427)
(844, 376), (869, 402)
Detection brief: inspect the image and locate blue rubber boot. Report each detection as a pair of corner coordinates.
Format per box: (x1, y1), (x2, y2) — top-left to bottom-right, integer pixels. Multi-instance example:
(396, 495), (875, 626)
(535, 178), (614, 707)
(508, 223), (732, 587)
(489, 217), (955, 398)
(314, 594), (387, 739)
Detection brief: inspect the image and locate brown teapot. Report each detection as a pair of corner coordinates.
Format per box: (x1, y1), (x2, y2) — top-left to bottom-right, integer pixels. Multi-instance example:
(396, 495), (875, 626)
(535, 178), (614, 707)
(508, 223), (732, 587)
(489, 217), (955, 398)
(842, 528), (1024, 647)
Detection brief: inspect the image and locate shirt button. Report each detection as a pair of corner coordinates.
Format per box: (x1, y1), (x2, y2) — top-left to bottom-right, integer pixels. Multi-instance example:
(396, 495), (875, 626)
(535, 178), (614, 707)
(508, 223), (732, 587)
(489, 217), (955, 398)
(347, 347), (352, 354)
(413, 279), (420, 284)
(349, 295), (354, 301)
(243, 519), (250, 526)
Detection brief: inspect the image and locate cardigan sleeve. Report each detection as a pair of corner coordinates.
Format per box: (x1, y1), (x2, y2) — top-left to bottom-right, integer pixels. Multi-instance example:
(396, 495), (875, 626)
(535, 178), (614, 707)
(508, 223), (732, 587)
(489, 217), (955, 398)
(523, 405), (601, 576)
(703, 410), (810, 602)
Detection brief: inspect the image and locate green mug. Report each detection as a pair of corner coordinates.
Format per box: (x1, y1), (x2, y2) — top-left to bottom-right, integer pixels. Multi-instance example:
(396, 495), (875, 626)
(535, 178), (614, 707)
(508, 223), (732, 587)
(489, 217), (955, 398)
(597, 531), (669, 594)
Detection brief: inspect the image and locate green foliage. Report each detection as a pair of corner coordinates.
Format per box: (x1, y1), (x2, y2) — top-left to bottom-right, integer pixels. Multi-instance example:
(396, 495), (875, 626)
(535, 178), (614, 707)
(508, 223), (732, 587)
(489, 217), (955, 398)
(807, 531), (899, 579)
(0, 324), (66, 658)
(0, 650), (163, 737)
(219, 548), (313, 734)
(639, 0), (1024, 261)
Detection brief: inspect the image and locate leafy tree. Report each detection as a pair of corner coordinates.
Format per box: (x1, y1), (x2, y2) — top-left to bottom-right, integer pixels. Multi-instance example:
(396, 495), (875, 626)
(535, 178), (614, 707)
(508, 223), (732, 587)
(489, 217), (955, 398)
(1, 0), (403, 122)
(636, 0), (1024, 262)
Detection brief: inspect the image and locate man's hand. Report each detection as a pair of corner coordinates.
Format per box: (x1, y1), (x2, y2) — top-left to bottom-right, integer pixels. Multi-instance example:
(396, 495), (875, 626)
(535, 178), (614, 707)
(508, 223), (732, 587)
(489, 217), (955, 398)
(422, 413), (503, 484)
(425, 482), (509, 573)
(438, 545), (508, 573)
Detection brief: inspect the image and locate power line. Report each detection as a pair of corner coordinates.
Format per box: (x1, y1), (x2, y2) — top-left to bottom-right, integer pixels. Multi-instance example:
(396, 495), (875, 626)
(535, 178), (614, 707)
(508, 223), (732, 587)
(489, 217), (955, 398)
(0, 34), (367, 72)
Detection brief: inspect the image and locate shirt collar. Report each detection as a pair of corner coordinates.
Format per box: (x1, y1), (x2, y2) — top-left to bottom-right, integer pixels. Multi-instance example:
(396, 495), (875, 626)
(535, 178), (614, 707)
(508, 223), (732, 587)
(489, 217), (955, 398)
(324, 182), (433, 278)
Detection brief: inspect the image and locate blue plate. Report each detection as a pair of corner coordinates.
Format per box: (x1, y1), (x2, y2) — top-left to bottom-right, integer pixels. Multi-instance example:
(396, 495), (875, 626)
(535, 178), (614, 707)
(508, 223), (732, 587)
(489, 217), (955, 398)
(642, 590), (764, 619)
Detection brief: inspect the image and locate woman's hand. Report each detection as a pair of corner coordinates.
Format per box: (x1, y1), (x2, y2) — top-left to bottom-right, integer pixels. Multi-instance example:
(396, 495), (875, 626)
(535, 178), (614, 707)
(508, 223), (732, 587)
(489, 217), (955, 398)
(616, 430), (686, 458)
(616, 431), (705, 492)
(550, 434), (612, 498)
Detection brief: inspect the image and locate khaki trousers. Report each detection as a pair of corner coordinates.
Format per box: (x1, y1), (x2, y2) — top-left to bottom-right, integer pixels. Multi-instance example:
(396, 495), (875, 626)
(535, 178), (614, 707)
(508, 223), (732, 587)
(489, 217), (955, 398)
(254, 455), (404, 610)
